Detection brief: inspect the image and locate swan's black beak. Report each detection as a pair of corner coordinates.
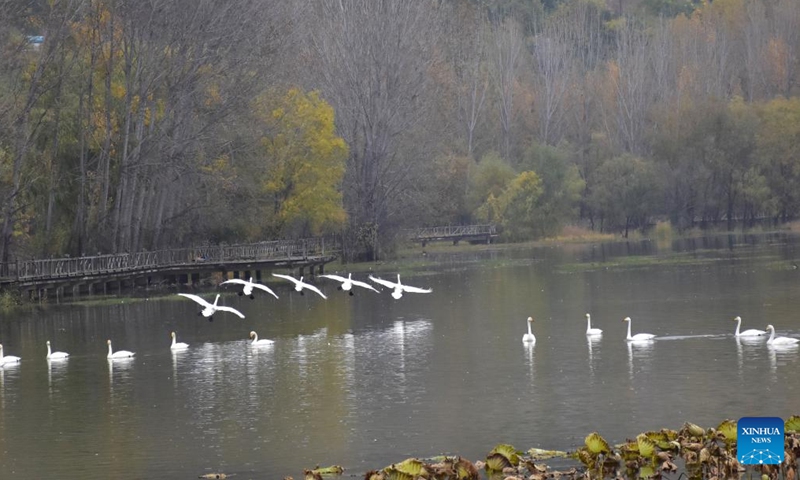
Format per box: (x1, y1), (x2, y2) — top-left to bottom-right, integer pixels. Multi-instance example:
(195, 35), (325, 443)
(208, 316), (214, 322)
(349, 291), (354, 296)
(237, 292), (243, 296)
(249, 295), (255, 300)
(337, 286), (342, 290)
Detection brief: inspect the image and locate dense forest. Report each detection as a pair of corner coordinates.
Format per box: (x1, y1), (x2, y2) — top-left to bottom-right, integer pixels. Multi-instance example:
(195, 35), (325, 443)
(0, 0), (799, 263)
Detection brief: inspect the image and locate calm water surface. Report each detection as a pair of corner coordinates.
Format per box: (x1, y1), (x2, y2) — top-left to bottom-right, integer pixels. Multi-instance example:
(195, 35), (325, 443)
(2, 233), (800, 478)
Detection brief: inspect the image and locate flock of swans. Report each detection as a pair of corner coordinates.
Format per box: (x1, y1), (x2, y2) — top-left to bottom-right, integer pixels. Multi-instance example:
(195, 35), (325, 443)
(177, 273), (433, 321)
(0, 272), (433, 366)
(522, 313), (800, 346)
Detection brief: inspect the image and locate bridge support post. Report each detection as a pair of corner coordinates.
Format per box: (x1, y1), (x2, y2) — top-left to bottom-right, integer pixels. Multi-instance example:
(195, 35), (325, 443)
(191, 273), (199, 285)
(256, 270), (262, 281)
(318, 263), (324, 275)
(244, 270), (251, 280)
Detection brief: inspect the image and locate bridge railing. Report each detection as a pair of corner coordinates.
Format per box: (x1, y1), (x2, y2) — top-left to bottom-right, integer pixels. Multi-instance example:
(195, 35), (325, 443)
(2, 236), (339, 282)
(405, 224), (497, 239)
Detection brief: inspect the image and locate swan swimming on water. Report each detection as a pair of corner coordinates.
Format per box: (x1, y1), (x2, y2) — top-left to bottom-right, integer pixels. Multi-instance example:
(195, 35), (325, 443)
(0, 344), (21, 365)
(368, 274), (432, 299)
(522, 316), (536, 344)
(272, 274), (327, 299)
(220, 277), (279, 300)
(177, 293), (245, 321)
(46, 340), (69, 360)
(319, 273), (380, 295)
(249, 331), (274, 346)
(733, 316), (766, 337)
(170, 332), (189, 350)
(623, 317), (656, 342)
(107, 339), (135, 359)
(585, 313), (602, 336)
(765, 325), (800, 345)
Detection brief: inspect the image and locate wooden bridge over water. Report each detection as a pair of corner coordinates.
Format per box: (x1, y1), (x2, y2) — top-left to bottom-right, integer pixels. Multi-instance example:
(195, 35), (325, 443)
(405, 224), (497, 246)
(0, 237), (339, 300)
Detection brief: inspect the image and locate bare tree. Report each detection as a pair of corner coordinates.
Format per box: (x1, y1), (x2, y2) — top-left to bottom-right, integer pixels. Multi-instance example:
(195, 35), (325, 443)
(0, 0), (83, 266)
(489, 17), (523, 160)
(445, 3), (489, 159)
(305, 0), (442, 260)
(531, 14), (574, 146)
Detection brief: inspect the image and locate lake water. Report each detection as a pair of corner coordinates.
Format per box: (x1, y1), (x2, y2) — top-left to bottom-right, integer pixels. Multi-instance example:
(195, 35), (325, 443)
(1, 233), (800, 478)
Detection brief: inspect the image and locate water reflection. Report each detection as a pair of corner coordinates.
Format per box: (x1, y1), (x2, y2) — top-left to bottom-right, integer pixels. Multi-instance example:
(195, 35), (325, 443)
(768, 343), (799, 378)
(735, 336), (764, 374)
(586, 336), (601, 377)
(523, 342), (535, 381)
(627, 340), (655, 382)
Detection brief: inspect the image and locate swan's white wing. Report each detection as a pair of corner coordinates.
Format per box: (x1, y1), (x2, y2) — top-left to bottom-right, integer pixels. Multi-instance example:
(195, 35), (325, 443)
(214, 306), (246, 318)
(272, 273), (300, 285)
(251, 283), (279, 299)
(178, 293), (212, 308)
(401, 285), (432, 294)
(319, 274), (347, 283)
(303, 284), (328, 299)
(369, 275), (398, 289)
(220, 278), (248, 286)
(351, 279), (380, 292)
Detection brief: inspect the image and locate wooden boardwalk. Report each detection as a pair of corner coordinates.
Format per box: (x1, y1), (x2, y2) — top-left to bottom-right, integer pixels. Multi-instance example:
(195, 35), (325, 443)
(1, 237), (340, 299)
(405, 224), (497, 246)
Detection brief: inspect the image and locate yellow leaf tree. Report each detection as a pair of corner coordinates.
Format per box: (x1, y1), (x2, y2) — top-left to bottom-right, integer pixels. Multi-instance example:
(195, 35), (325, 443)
(257, 88), (348, 237)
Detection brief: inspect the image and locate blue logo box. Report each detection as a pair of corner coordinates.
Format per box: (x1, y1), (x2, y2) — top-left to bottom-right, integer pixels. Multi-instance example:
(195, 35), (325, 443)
(737, 417), (784, 465)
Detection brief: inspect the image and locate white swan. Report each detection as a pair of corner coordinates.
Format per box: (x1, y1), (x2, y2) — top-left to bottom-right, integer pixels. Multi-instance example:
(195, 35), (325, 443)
(733, 316), (766, 337)
(272, 274), (327, 299)
(46, 340), (69, 360)
(765, 325), (800, 345)
(170, 331), (189, 350)
(220, 277), (279, 300)
(177, 293), (245, 321)
(368, 274), (432, 299)
(107, 339), (135, 359)
(586, 313), (603, 336)
(319, 273), (380, 295)
(522, 316), (536, 344)
(0, 344), (21, 365)
(249, 331), (274, 346)
(623, 317), (656, 342)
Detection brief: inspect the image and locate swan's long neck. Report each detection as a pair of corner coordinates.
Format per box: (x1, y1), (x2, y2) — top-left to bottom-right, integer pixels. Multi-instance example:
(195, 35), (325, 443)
(734, 318), (741, 336)
(527, 322), (533, 336)
(626, 321), (632, 339)
(252, 333), (258, 343)
(768, 327), (775, 342)
(171, 336), (176, 347)
(47, 343), (52, 356)
(213, 294), (220, 306)
(108, 343), (113, 357)
(586, 316), (592, 332)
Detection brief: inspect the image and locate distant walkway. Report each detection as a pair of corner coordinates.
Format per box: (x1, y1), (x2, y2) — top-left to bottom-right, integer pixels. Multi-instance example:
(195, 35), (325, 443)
(404, 224), (497, 246)
(0, 237), (340, 299)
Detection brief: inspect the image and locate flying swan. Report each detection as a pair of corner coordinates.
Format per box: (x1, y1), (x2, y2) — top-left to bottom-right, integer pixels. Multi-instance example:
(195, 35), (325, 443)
(368, 274), (432, 299)
(0, 344), (21, 365)
(272, 274), (327, 299)
(733, 316), (766, 337)
(177, 293), (245, 321)
(170, 332), (189, 350)
(586, 313), (603, 336)
(623, 317), (656, 342)
(220, 277), (279, 300)
(107, 339), (135, 359)
(249, 331), (274, 346)
(46, 340), (69, 360)
(522, 316), (536, 344)
(765, 325), (800, 345)
(319, 273), (380, 295)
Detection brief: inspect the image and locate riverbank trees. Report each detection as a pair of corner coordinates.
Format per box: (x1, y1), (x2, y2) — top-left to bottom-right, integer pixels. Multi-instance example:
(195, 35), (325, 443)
(1, 0), (799, 262)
